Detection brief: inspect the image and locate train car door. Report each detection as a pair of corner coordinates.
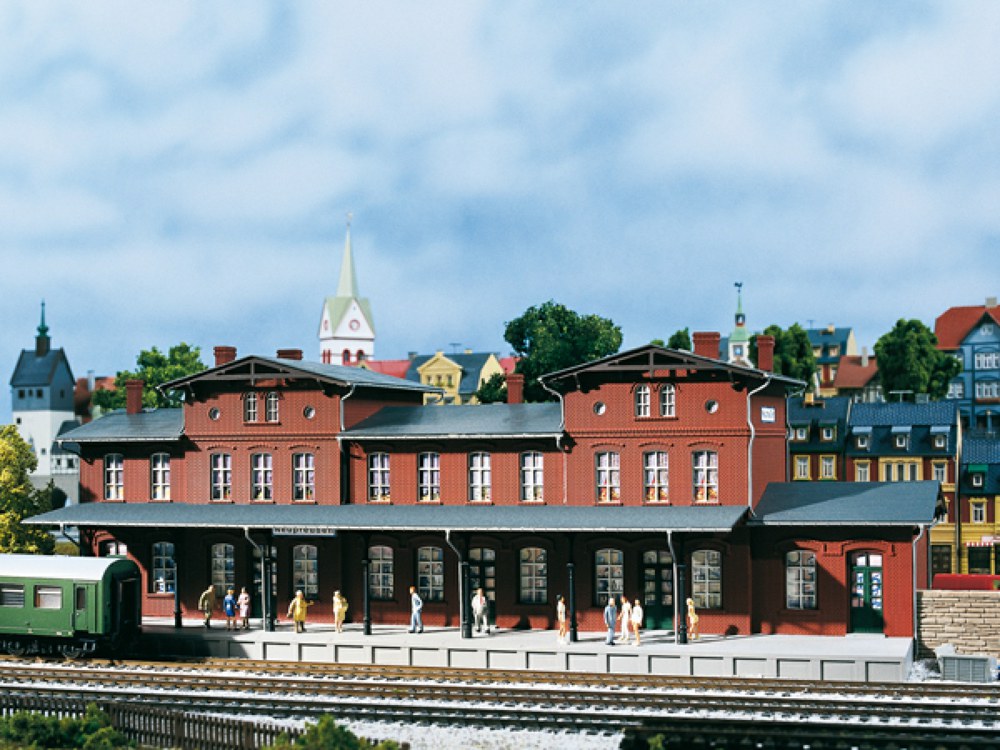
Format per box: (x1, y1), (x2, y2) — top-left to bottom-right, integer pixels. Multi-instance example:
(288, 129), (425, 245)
(640, 550), (674, 630)
(849, 552), (884, 634)
(72, 584), (97, 633)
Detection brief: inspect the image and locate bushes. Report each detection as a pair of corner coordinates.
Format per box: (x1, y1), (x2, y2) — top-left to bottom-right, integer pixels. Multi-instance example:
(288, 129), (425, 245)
(269, 716), (400, 750)
(0, 704), (131, 749)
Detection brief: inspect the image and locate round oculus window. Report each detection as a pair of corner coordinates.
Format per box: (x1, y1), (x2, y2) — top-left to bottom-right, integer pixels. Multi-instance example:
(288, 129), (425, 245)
(303, 406), (316, 419)
(593, 401), (607, 416)
(208, 407), (221, 421)
(705, 400), (719, 414)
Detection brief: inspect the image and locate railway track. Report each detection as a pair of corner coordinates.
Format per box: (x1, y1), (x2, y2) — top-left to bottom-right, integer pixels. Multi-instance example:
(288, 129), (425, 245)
(1, 658), (998, 747)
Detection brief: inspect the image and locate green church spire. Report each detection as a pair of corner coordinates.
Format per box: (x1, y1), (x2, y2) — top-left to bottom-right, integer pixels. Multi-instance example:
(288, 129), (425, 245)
(37, 299), (49, 338)
(335, 213), (360, 299)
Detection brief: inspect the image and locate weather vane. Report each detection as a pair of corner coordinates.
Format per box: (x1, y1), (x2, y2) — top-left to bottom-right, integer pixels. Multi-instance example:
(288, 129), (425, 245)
(734, 281), (743, 293)
(346, 211), (353, 229)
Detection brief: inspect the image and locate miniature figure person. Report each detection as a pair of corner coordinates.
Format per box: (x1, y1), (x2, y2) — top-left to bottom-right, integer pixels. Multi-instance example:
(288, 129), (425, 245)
(332, 590), (349, 633)
(287, 590), (312, 633)
(603, 595), (617, 645)
(471, 587), (489, 634)
(631, 597), (644, 646)
(617, 595), (632, 643)
(686, 597), (699, 640)
(237, 587), (251, 630)
(198, 585), (216, 629)
(222, 588), (237, 631)
(408, 586), (424, 633)
(556, 595), (568, 644)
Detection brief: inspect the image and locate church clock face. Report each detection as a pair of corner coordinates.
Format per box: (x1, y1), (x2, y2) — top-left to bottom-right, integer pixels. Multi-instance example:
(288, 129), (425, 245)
(349, 319), (360, 331)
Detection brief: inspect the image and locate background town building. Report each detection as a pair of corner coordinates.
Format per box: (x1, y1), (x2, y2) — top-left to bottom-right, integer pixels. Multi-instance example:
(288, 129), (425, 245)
(935, 296), (1000, 436)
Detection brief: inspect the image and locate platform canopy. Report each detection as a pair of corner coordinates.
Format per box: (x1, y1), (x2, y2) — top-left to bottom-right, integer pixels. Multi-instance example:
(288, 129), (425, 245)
(751, 481), (945, 526)
(26, 502), (747, 534)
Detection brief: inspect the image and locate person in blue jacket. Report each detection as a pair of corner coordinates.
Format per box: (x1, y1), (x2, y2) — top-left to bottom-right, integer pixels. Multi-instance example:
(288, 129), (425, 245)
(603, 595), (617, 645)
(408, 585), (424, 633)
(222, 588), (237, 631)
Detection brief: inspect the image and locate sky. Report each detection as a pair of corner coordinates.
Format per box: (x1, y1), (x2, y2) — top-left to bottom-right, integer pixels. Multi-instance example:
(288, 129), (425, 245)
(3, 1), (999, 422)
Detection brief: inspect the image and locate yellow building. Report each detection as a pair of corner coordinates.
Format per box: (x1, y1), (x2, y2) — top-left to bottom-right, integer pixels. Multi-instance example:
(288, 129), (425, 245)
(410, 351), (506, 405)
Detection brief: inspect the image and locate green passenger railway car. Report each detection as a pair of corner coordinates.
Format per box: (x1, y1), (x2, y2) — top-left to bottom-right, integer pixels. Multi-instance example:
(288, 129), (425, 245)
(0, 554), (141, 658)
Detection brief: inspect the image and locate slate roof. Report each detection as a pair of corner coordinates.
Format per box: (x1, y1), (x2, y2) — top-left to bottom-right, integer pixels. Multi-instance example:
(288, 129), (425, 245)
(56, 409), (185, 444)
(960, 437), (1000, 495)
(752, 481), (943, 525)
(345, 403), (563, 439)
(787, 396), (851, 452)
(850, 401), (958, 427)
(934, 304), (1000, 350)
(26, 502), (748, 533)
(846, 401), (958, 457)
(806, 327), (854, 364)
(404, 352), (494, 397)
(10, 347), (73, 388)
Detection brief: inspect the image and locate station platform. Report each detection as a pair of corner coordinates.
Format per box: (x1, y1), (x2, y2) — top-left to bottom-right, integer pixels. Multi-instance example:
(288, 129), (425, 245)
(138, 618), (916, 683)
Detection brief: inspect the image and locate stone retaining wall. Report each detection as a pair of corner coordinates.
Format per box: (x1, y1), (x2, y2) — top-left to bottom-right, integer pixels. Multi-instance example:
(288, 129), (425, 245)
(917, 589), (1000, 659)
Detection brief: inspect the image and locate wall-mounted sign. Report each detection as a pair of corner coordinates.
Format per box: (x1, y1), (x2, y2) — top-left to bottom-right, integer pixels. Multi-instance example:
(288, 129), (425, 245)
(760, 406), (776, 423)
(273, 526), (337, 537)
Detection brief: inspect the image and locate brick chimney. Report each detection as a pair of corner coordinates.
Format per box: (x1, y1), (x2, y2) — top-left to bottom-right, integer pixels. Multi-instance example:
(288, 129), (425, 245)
(692, 331), (721, 359)
(756, 335), (775, 372)
(126, 379), (144, 415)
(277, 348), (303, 361)
(506, 372), (524, 404)
(214, 346), (237, 366)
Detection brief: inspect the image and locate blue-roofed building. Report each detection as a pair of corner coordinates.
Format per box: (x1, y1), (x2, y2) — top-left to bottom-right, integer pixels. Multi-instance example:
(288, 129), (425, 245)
(806, 325), (858, 397)
(935, 296), (1000, 436)
(787, 395), (852, 482)
(957, 437), (1000, 575)
(9, 303), (80, 504)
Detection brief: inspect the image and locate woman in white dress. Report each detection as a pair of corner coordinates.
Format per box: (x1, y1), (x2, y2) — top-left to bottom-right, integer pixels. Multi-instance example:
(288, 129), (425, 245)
(617, 595), (632, 643)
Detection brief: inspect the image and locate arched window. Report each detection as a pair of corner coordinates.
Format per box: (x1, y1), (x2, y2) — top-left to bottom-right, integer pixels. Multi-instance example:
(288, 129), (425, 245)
(356, 350), (365, 362)
(368, 546), (394, 600)
(152, 542), (175, 593)
(691, 549), (722, 609)
(519, 547), (547, 603)
(416, 546), (444, 602)
(342, 349), (352, 364)
(368, 453), (390, 502)
(520, 452), (544, 502)
(150, 453), (171, 501)
(469, 547), (496, 600)
(210, 453), (232, 501)
(292, 545), (318, 599)
(635, 384), (650, 417)
(244, 392), (258, 423)
(785, 550), (817, 610)
(660, 384), (676, 417)
(595, 548), (624, 605)
(692, 450), (718, 502)
(292, 453), (315, 501)
(211, 543), (235, 597)
(265, 392), (280, 422)
(104, 454), (123, 500)
(595, 452), (620, 503)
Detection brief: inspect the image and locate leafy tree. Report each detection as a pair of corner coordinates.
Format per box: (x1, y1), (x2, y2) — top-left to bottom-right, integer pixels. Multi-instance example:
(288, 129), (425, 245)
(474, 372), (507, 404)
(750, 324), (817, 386)
(874, 319), (961, 400)
(92, 343), (206, 411)
(667, 327), (692, 351)
(0, 425), (54, 554)
(504, 301), (622, 402)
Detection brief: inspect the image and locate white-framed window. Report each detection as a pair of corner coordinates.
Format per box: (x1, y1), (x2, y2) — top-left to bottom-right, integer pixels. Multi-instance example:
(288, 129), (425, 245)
(211, 543), (235, 597)
(792, 427), (808, 441)
(244, 392), (258, 422)
(855, 461), (870, 482)
(856, 435), (869, 449)
(292, 545), (318, 599)
(972, 502), (986, 524)
(251, 452), (273, 500)
(150, 453), (171, 500)
(820, 455), (836, 480)
(820, 426), (835, 442)
(660, 384), (676, 417)
(152, 542), (175, 593)
(693, 450), (719, 502)
(520, 452), (544, 502)
(104, 453), (124, 500)
(368, 545), (394, 600)
(210, 453), (232, 501)
(975, 381), (1000, 399)
(933, 434), (947, 449)
(594, 548), (623, 605)
(635, 385), (651, 418)
(265, 391), (280, 422)
(794, 456), (810, 480)
(894, 434), (908, 449)
(468, 452), (491, 502)
(519, 547), (547, 604)
(643, 451), (669, 503)
(595, 451), (620, 503)
(974, 351), (1000, 370)
(932, 462), (947, 483)
(972, 472), (985, 488)
(293, 453), (315, 501)
(691, 549), (722, 609)
(981, 323), (995, 336)
(417, 546), (445, 602)
(418, 452), (440, 502)
(947, 381), (964, 399)
(884, 460), (919, 482)
(786, 550), (817, 610)
(368, 453), (391, 503)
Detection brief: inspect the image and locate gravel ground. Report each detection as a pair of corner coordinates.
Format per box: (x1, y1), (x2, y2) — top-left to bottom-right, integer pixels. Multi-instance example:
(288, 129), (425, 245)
(340, 720), (623, 749)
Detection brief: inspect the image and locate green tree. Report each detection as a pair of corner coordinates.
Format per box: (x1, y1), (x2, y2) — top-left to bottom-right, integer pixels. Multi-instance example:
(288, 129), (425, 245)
(268, 715), (399, 749)
(750, 324), (817, 386)
(874, 319), (961, 400)
(667, 327), (692, 351)
(0, 425), (53, 554)
(92, 343), (206, 412)
(474, 371), (508, 404)
(504, 301), (622, 402)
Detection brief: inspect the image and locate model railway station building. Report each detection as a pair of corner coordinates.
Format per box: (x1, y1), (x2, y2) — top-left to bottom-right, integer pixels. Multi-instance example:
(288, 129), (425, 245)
(27, 330), (944, 641)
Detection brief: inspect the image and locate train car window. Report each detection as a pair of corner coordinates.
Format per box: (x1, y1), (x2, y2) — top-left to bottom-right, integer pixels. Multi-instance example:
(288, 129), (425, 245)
(34, 586), (63, 609)
(0, 584), (25, 607)
(75, 587), (87, 610)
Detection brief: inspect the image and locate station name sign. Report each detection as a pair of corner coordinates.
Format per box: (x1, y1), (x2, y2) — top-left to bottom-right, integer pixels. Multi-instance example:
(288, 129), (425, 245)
(273, 526), (338, 537)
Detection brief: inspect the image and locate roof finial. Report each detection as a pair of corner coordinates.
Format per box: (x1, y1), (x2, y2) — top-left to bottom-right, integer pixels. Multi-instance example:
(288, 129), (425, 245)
(346, 211), (352, 230)
(37, 299), (49, 337)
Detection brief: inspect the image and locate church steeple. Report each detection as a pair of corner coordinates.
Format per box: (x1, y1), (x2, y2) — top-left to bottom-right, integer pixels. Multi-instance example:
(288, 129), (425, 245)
(36, 300), (51, 357)
(728, 282), (751, 366)
(319, 215), (376, 366)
